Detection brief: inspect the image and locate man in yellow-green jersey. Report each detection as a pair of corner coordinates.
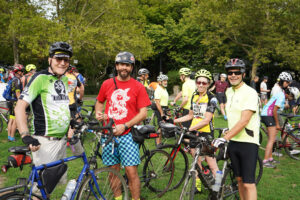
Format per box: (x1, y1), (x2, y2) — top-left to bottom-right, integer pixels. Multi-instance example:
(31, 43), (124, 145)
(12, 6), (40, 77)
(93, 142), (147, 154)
(171, 67), (196, 128)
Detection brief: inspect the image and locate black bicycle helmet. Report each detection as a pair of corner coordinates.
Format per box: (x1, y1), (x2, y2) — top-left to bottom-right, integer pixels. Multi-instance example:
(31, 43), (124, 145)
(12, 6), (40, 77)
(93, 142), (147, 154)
(225, 58), (246, 73)
(115, 51), (135, 65)
(49, 41), (73, 57)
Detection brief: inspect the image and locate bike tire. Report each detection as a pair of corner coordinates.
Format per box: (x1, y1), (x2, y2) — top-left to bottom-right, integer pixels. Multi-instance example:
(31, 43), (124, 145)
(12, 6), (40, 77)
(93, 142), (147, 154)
(76, 167), (129, 200)
(143, 149), (174, 195)
(283, 129), (300, 160)
(0, 117), (3, 133)
(157, 144), (189, 190)
(179, 171), (196, 200)
(0, 191), (43, 200)
(219, 167), (239, 200)
(256, 156), (263, 185)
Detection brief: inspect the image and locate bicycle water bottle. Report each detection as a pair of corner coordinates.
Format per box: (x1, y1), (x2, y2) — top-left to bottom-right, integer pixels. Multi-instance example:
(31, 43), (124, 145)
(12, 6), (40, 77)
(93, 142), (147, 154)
(212, 170), (223, 192)
(61, 179), (77, 200)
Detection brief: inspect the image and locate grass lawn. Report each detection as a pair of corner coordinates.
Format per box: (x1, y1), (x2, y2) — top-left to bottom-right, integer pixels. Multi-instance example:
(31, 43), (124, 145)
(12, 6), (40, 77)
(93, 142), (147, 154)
(0, 100), (299, 199)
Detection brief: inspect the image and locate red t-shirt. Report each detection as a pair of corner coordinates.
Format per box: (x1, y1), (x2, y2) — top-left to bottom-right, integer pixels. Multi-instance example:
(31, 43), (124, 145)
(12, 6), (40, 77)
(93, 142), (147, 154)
(214, 80), (229, 93)
(97, 77), (151, 135)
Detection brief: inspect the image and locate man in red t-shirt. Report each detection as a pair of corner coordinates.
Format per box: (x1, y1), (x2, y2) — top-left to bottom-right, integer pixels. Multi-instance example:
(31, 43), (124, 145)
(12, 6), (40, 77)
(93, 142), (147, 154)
(210, 73), (229, 120)
(95, 51), (150, 200)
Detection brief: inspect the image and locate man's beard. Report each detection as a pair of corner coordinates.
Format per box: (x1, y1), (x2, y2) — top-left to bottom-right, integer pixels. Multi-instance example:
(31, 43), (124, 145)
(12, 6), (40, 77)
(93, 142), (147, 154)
(117, 69), (131, 80)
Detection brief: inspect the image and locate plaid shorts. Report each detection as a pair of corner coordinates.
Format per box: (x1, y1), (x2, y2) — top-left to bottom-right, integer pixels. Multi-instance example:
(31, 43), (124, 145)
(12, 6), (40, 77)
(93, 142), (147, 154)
(101, 132), (140, 167)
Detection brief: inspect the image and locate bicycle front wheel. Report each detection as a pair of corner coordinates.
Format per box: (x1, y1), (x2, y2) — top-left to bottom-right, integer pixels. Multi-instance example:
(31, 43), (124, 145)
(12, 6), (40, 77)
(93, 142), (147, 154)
(255, 156), (263, 185)
(283, 129), (300, 160)
(179, 171), (196, 200)
(77, 167), (129, 200)
(143, 149), (174, 195)
(0, 191), (43, 200)
(219, 167), (239, 200)
(157, 144), (189, 190)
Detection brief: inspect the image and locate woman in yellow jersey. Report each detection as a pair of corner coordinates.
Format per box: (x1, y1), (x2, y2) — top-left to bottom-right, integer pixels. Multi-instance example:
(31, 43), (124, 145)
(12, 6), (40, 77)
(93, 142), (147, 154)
(174, 69), (219, 191)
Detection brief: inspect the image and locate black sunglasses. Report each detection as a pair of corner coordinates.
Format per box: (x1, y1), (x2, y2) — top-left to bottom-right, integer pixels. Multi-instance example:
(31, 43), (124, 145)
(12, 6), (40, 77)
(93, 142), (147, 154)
(227, 71), (242, 76)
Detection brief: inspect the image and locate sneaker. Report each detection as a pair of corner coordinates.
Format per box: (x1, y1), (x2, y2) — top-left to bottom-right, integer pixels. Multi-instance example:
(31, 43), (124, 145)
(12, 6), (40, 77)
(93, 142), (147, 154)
(224, 115), (227, 120)
(272, 152), (283, 157)
(270, 159), (280, 164)
(290, 150), (300, 155)
(195, 178), (202, 194)
(263, 161), (276, 168)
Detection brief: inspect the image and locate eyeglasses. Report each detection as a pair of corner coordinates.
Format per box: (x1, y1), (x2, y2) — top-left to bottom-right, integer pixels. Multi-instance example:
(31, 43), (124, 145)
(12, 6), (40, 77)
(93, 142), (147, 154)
(54, 57), (70, 63)
(227, 71), (242, 76)
(196, 81), (208, 86)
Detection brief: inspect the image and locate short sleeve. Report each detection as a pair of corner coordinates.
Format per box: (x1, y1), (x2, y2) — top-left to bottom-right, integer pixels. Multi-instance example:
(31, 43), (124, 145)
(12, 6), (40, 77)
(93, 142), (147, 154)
(154, 88), (161, 100)
(241, 88), (259, 112)
(207, 96), (218, 113)
(19, 76), (41, 104)
(137, 83), (151, 109)
(96, 80), (108, 103)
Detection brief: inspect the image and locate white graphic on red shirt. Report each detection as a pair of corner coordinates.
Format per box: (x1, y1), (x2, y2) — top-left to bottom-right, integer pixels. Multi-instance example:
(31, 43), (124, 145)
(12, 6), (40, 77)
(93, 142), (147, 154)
(108, 88), (130, 120)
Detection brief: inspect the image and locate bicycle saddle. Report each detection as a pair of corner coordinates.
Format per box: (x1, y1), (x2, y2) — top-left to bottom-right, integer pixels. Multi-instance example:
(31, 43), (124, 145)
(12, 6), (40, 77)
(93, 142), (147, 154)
(8, 146), (30, 154)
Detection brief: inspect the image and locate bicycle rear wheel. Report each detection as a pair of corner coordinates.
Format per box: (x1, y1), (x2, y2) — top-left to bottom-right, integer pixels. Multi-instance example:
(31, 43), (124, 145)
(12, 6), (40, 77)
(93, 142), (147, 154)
(219, 167), (239, 200)
(157, 144), (189, 190)
(283, 129), (300, 160)
(255, 156), (263, 185)
(0, 191), (42, 200)
(179, 171), (196, 200)
(143, 149), (174, 195)
(77, 167), (129, 200)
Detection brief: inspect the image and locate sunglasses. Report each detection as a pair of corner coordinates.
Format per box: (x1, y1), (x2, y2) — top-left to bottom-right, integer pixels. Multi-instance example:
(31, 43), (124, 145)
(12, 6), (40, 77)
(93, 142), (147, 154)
(227, 71), (242, 76)
(54, 57), (70, 63)
(196, 81), (208, 86)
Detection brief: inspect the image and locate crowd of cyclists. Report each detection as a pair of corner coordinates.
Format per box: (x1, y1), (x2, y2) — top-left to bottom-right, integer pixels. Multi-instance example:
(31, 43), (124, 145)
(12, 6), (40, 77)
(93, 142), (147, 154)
(1, 41), (300, 200)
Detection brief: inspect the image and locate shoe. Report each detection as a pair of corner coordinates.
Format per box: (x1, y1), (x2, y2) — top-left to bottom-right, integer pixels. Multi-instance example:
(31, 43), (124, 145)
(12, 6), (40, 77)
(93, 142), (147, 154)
(224, 115), (227, 120)
(263, 161), (276, 168)
(272, 152), (283, 157)
(194, 187), (202, 194)
(195, 178), (202, 193)
(270, 159), (280, 164)
(290, 150), (300, 155)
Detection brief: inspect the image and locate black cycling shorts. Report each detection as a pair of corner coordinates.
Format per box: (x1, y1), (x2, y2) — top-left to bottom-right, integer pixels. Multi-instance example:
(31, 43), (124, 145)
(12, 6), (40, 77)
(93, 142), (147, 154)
(182, 109), (192, 128)
(8, 100), (16, 117)
(216, 92), (227, 104)
(261, 116), (276, 127)
(154, 106), (168, 123)
(228, 141), (258, 184)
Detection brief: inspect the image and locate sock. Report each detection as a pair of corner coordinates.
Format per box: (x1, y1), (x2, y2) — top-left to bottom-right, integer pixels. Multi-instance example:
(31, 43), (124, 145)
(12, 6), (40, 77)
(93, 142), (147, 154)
(268, 158), (274, 162)
(115, 195), (122, 200)
(196, 178), (201, 192)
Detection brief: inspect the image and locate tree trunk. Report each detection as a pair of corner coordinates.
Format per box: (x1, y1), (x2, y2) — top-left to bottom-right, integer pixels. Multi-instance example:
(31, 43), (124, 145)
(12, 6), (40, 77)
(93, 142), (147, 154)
(12, 30), (19, 65)
(251, 55), (259, 80)
(56, 0), (60, 19)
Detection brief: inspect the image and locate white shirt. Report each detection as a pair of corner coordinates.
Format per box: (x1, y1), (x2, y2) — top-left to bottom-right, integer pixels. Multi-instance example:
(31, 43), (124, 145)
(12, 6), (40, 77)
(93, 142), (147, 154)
(260, 81), (267, 95)
(271, 83), (282, 97)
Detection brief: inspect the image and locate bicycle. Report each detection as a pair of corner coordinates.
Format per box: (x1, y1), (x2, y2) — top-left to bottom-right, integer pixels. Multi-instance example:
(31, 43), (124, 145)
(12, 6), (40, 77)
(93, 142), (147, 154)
(0, 118), (129, 200)
(76, 118), (174, 198)
(259, 113), (300, 160)
(0, 101), (9, 133)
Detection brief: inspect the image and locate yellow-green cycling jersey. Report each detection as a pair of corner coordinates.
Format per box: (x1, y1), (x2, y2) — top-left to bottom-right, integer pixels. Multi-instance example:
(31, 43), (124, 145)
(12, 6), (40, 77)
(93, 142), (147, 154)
(182, 79), (196, 109)
(154, 85), (169, 106)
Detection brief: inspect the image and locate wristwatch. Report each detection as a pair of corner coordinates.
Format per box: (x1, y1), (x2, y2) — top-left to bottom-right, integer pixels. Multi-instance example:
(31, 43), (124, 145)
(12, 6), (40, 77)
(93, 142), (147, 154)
(124, 124), (129, 130)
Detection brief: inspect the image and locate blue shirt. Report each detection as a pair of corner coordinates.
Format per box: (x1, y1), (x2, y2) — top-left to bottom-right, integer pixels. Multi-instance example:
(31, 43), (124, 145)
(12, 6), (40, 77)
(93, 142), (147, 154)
(77, 73), (85, 85)
(0, 74), (5, 83)
(261, 90), (285, 116)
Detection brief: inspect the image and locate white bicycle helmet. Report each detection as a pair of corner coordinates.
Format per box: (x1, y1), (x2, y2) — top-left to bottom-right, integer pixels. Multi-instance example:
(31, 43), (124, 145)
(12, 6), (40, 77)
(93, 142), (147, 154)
(157, 74), (168, 82)
(289, 87), (300, 99)
(138, 68), (149, 75)
(220, 73), (227, 78)
(278, 72), (292, 82)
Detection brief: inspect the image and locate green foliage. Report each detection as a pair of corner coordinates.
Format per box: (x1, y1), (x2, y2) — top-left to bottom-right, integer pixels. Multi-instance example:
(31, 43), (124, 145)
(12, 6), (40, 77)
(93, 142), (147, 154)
(166, 69), (181, 94)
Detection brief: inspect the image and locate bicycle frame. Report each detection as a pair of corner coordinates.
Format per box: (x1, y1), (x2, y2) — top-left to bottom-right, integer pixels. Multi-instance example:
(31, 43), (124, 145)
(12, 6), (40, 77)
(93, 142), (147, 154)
(24, 152), (103, 200)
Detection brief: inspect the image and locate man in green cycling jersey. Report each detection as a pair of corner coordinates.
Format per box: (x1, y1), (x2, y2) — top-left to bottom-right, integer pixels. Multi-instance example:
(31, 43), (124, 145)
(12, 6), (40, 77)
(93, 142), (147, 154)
(213, 59), (260, 200)
(15, 42), (73, 184)
(171, 67), (196, 128)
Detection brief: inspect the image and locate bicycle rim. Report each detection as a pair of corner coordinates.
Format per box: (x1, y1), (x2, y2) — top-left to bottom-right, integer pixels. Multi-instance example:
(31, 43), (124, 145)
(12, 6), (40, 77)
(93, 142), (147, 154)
(283, 130), (300, 160)
(158, 144), (189, 190)
(179, 171), (196, 200)
(77, 167), (129, 200)
(0, 117), (3, 133)
(219, 167), (239, 200)
(143, 149), (174, 195)
(0, 191), (42, 200)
